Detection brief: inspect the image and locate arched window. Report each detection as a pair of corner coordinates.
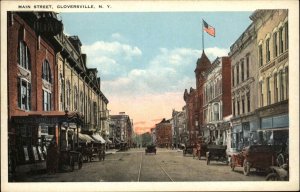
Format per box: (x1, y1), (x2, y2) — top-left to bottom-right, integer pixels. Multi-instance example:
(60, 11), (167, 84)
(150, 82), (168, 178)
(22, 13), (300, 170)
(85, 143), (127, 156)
(18, 41), (31, 70)
(74, 86), (78, 110)
(42, 60), (51, 83)
(59, 73), (64, 111)
(80, 91), (84, 113)
(66, 80), (71, 110)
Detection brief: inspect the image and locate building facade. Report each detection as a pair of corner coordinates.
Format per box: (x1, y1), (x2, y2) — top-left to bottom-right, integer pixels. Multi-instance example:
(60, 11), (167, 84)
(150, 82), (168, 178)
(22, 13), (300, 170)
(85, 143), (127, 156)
(7, 12), (62, 167)
(155, 119), (172, 148)
(109, 112), (133, 148)
(250, 10), (289, 146)
(171, 109), (186, 148)
(183, 88), (198, 145)
(202, 57), (231, 145)
(7, 12), (109, 170)
(229, 23), (259, 152)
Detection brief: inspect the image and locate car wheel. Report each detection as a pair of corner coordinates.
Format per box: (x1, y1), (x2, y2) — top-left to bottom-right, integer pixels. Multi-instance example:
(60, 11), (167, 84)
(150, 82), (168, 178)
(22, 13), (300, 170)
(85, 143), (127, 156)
(266, 173), (279, 181)
(243, 160), (250, 176)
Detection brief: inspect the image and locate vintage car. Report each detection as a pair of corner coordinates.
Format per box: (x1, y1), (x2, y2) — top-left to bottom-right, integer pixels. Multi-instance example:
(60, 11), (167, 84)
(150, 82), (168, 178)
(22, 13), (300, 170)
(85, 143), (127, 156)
(206, 145), (228, 165)
(230, 145), (275, 176)
(145, 145), (157, 154)
(80, 143), (105, 162)
(183, 145), (194, 156)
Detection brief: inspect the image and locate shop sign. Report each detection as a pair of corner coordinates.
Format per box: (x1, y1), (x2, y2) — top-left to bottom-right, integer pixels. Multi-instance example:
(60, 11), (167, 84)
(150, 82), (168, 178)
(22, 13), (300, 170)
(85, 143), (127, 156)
(40, 126), (48, 136)
(13, 117), (61, 124)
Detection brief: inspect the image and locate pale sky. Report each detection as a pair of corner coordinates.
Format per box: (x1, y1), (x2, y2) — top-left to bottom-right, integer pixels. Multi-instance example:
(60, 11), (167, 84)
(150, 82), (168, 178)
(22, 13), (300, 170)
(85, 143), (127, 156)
(60, 12), (252, 134)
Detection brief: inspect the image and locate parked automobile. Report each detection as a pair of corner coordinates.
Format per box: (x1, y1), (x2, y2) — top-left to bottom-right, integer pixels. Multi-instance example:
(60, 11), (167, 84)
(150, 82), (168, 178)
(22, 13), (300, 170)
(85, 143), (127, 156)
(206, 145), (228, 165)
(230, 145), (275, 176)
(145, 145), (157, 155)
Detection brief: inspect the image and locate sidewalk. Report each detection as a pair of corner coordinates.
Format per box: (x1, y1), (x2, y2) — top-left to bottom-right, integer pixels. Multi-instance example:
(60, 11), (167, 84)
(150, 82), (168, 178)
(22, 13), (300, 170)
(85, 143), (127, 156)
(105, 149), (118, 155)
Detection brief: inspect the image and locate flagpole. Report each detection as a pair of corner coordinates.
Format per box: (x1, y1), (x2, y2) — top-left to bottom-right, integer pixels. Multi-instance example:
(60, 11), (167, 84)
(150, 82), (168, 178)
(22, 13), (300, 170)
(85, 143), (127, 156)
(202, 19), (204, 52)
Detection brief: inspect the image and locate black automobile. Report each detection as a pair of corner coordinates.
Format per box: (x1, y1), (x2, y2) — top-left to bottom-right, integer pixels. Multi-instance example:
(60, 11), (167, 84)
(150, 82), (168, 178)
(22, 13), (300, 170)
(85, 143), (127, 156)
(145, 145), (157, 155)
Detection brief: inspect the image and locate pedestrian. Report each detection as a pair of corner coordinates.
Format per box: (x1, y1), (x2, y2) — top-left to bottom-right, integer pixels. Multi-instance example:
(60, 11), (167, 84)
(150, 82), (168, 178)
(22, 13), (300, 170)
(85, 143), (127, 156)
(47, 139), (59, 174)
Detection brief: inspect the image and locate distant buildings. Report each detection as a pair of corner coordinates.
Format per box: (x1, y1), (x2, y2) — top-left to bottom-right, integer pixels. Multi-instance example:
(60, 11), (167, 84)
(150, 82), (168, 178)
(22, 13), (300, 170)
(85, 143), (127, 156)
(171, 109), (186, 148)
(155, 118), (172, 148)
(109, 112), (133, 148)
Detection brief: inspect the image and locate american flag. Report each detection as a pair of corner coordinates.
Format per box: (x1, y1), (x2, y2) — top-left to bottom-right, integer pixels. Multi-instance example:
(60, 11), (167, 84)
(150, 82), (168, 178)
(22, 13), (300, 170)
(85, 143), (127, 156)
(203, 20), (215, 37)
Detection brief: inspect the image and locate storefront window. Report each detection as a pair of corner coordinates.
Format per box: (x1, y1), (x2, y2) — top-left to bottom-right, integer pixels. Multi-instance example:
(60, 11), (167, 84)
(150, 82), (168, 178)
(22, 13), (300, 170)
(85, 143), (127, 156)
(273, 114), (289, 128)
(261, 117), (273, 129)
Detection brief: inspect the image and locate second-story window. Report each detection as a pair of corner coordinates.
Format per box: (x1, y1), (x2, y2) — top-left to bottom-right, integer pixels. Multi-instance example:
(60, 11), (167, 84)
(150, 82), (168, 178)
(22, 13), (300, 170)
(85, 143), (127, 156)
(259, 45), (263, 66)
(236, 64), (239, 84)
(213, 103), (219, 121)
(232, 99), (235, 116)
(246, 55), (250, 78)
(66, 80), (70, 110)
(74, 86), (78, 110)
(241, 60), (244, 81)
(260, 81), (264, 107)
(43, 89), (51, 111)
(80, 91), (84, 113)
(18, 78), (31, 110)
(274, 73), (278, 103)
(279, 27), (283, 54)
(273, 32), (278, 57)
(266, 38), (270, 63)
(267, 77), (271, 105)
(59, 73), (64, 111)
(232, 66), (235, 86)
(284, 22), (288, 50)
(247, 92), (250, 113)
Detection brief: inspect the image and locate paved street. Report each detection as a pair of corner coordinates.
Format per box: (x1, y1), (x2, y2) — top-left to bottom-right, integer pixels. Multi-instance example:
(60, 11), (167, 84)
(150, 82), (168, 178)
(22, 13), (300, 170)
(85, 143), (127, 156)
(14, 148), (266, 182)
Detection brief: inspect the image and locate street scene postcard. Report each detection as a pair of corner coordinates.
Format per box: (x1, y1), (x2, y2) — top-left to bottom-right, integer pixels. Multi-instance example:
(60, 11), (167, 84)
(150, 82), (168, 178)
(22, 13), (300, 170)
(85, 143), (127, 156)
(1, 0), (299, 192)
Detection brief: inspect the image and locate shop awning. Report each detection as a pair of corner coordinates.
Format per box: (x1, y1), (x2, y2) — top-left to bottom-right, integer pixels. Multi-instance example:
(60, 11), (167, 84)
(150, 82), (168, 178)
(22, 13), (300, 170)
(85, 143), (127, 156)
(74, 133), (95, 144)
(115, 138), (121, 143)
(91, 134), (106, 144)
(105, 138), (112, 144)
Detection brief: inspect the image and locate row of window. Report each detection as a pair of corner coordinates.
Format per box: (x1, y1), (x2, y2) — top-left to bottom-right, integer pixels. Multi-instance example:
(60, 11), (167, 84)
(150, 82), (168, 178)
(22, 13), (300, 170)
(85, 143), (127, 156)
(60, 76), (102, 125)
(232, 55), (250, 87)
(259, 22), (288, 67)
(232, 93), (251, 117)
(204, 77), (222, 104)
(17, 41), (52, 111)
(259, 67), (288, 107)
(203, 103), (220, 123)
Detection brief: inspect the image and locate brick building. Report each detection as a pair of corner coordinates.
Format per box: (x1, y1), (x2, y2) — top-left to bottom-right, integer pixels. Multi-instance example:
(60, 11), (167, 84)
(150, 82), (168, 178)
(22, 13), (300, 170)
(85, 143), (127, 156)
(202, 56), (231, 145)
(109, 112), (133, 148)
(7, 12), (110, 172)
(183, 88), (198, 145)
(7, 12), (63, 167)
(184, 51), (231, 145)
(155, 118), (172, 148)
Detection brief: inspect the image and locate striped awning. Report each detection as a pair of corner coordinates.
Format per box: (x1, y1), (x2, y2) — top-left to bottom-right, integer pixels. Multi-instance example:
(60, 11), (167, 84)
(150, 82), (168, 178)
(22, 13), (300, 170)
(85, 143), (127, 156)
(91, 134), (106, 144)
